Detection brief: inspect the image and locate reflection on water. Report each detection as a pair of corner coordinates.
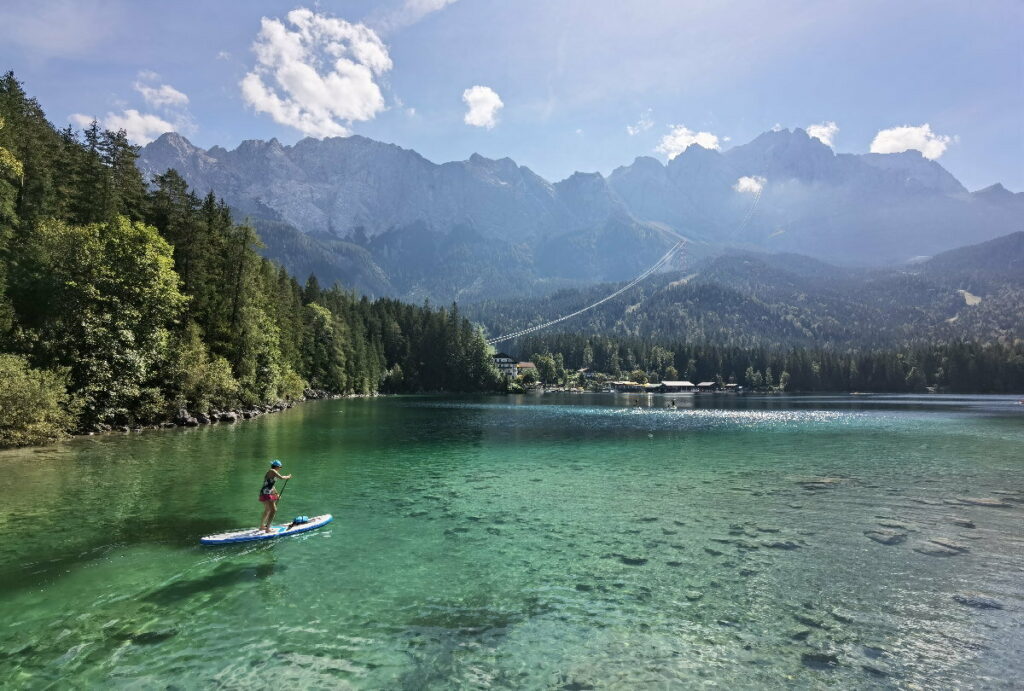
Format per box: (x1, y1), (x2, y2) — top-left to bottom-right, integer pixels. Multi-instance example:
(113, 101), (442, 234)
(0, 394), (1022, 687)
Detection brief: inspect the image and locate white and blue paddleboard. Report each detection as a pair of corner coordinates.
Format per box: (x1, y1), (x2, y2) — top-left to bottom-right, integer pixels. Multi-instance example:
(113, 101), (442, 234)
(200, 514), (333, 545)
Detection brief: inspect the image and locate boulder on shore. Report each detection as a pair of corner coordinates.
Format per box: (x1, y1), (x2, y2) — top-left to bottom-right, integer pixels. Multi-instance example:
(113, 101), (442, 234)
(219, 412), (238, 423)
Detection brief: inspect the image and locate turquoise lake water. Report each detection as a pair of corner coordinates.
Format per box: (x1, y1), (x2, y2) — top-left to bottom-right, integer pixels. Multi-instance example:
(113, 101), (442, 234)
(1, 393), (1022, 688)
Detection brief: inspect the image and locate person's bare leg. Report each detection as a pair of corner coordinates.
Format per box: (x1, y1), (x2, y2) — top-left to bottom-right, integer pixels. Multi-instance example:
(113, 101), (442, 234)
(266, 501), (278, 531)
(260, 503), (272, 530)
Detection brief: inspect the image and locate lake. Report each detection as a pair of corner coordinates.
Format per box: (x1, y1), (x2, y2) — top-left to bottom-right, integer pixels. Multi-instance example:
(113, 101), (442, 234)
(1, 393), (1022, 688)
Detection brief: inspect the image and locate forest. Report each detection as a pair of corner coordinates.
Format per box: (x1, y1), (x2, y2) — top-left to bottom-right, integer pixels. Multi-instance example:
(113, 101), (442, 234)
(511, 333), (1024, 394)
(0, 73), (500, 447)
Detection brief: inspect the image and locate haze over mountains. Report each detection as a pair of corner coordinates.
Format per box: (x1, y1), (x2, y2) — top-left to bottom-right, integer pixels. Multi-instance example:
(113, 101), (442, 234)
(138, 128), (1022, 302)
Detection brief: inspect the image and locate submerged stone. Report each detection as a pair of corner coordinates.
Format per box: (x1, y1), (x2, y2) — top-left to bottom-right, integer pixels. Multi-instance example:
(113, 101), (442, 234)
(618, 555), (648, 566)
(801, 651), (840, 670)
(864, 529), (906, 545)
(762, 540), (801, 550)
(958, 497), (1011, 508)
(953, 593), (1004, 610)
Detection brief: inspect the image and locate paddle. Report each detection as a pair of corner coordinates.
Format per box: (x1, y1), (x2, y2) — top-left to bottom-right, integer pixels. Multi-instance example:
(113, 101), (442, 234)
(276, 477), (290, 500)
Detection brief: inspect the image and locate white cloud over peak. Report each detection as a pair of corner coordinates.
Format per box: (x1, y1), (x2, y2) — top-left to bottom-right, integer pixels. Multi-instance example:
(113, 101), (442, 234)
(655, 125), (720, 159)
(462, 85), (503, 129)
(135, 81), (189, 108)
(733, 175), (766, 194)
(626, 109), (653, 136)
(806, 121), (838, 147)
(869, 123), (953, 160)
(70, 109), (175, 145)
(241, 8), (393, 138)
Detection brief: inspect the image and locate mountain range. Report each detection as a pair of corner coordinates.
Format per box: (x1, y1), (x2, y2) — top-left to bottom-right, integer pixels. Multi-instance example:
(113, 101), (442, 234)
(138, 128), (1023, 303)
(466, 231), (1024, 349)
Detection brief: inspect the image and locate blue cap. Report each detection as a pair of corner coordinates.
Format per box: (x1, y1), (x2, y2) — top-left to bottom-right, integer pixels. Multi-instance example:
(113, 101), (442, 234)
(271, 459), (282, 467)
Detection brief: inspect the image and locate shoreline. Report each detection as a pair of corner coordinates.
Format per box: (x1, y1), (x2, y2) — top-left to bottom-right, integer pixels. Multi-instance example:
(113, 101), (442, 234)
(68, 390), (377, 443)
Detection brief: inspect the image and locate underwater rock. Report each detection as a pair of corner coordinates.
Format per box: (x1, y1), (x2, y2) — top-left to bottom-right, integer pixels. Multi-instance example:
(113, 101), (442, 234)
(618, 555), (648, 566)
(952, 593), (1004, 610)
(913, 538), (969, 556)
(957, 497), (1011, 508)
(684, 590), (703, 601)
(864, 529), (907, 545)
(950, 518), (976, 528)
(790, 628), (812, 641)
(876, 520), (915, 531)
(797, 477), (843, 491)
(762, 540), (801, 550)
(801, 651), (839, 670)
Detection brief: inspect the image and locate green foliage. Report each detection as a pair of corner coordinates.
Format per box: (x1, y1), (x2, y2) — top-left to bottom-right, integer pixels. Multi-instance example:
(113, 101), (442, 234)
(513, 333), (1024, 394)
(161, 323), (241, 413)
(24, 217), (187, 425)
(0, 72), (503, 441)
(0, 354), (75, 447)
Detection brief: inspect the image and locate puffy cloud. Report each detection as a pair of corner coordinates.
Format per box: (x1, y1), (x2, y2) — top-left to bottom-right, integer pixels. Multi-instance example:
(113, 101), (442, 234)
(69, 113), (95, 129)
(626, 109), (653, 136)
(379, 0), (460, 31)
(135, 81), (189, 108)
(241, 8), (393, 138)
(462, 85), (503, 129)
(733, 175), (766, 194)
(71, 109), (175, 144)
(655, 125), (720, 160)
(806, 120), (838, 147)
(869, 123), (953, 160)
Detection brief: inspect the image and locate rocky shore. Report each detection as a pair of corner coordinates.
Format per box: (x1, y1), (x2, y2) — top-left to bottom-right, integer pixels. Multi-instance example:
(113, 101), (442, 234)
(78, 389), (359, 438)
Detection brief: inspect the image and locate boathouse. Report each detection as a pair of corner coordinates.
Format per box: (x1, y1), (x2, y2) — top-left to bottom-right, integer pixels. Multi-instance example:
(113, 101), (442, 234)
(660, 380), (696, 392)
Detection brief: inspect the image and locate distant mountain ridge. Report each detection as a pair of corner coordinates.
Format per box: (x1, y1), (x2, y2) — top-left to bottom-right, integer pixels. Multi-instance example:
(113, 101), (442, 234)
(465, 231), (1024, 349)
(138, 128), (1023, 301)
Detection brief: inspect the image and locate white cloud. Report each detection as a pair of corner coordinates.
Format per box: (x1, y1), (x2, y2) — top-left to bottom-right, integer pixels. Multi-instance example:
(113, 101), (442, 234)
(71, 109), (175, 144)
(217, 50), (232, 60)
(654, 125), (720, 159)
(626, 109), (653, 136)
(869, 123), (953, 160)
(377, 0), (459, 32)
(241, 8), (393, 138)
(135, 81), (189, 108)
(462, 85), (503, 129)
(806, 121), (838, 147)
(733, 175), (766, 194)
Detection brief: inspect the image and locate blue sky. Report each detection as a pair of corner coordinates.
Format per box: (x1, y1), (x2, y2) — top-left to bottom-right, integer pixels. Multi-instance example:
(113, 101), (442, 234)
(1, 0), (1021, 190)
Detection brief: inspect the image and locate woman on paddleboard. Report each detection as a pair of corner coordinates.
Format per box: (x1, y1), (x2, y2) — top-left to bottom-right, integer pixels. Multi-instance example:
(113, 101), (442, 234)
(259, 460), (292, 533)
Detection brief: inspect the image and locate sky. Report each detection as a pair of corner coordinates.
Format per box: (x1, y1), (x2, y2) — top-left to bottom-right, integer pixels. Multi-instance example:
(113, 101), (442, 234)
(1, 0), (1021, 191)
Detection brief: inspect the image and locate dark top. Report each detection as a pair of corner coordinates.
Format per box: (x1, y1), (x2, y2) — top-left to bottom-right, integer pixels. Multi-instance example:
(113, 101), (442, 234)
(261, 472), (277, 496)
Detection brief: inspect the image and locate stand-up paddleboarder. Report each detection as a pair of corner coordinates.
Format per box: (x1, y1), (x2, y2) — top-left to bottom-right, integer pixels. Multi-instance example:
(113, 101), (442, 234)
(259, 460), (292, 533)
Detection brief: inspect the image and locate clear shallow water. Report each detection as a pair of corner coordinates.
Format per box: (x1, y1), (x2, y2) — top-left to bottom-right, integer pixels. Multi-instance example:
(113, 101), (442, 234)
(1, 393), (1022, 688)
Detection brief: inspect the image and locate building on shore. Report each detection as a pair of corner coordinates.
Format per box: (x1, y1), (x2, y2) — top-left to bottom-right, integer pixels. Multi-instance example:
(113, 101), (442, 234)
(517, 362), (537, 376)
(697, 381), (717, 392)
(492, 352), (518, 379)
(609, 381), (645, 392)
(660, 381), (696, 393)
